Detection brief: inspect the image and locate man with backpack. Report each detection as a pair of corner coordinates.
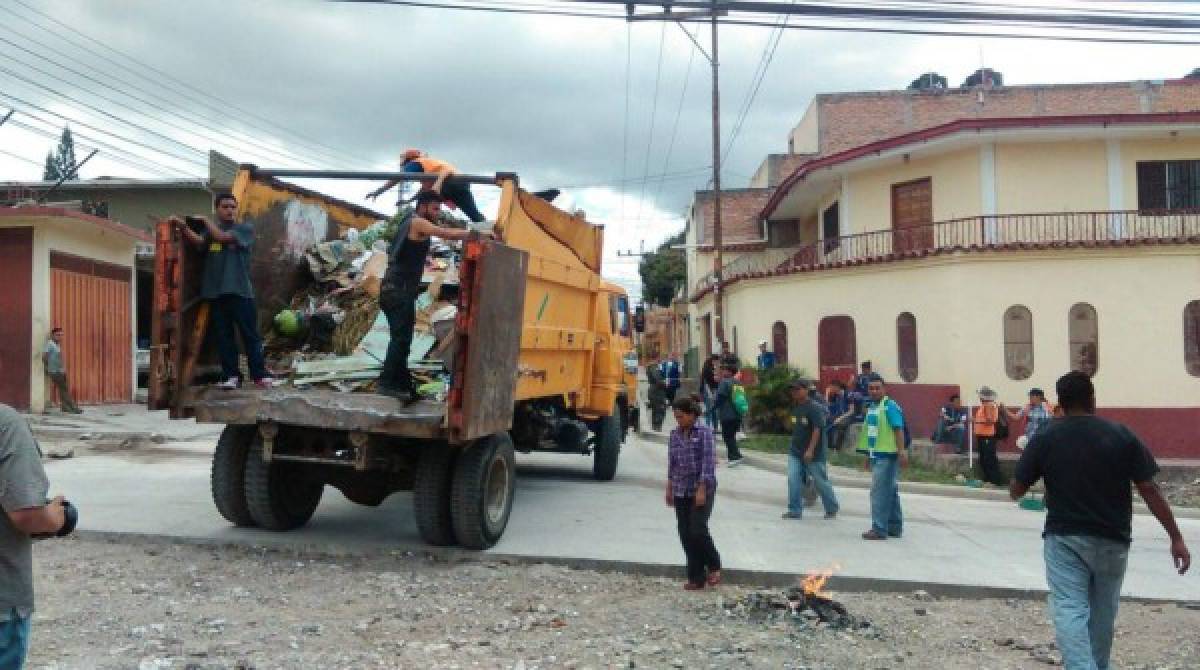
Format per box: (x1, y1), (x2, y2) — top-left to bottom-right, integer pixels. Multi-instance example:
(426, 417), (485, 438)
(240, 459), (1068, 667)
(714, 363), (746, 466)
(857, 378), (908, 540)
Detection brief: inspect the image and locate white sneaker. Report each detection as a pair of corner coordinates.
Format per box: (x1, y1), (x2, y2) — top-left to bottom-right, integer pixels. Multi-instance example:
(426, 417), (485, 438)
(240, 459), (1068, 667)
(217, 377), (240, 390)
(728, 458), (743, 467)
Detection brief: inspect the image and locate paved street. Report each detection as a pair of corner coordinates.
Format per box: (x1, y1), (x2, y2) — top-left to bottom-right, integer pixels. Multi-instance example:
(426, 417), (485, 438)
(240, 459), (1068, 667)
(33, 406), (1199, 602)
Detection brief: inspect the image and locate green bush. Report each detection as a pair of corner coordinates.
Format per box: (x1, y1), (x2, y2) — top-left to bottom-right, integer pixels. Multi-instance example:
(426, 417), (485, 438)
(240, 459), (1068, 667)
(744, 365), (808, 435)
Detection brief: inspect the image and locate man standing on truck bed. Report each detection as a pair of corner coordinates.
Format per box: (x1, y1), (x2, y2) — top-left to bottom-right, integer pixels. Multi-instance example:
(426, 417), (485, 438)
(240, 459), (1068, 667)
(378, 190), (487, 402)
(367, 148), (487, 223)
(169, 193), (274, 390)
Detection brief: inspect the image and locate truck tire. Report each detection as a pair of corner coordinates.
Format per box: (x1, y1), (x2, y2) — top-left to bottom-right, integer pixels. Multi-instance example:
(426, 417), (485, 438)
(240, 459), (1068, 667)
(451, 433), (516, 550)
(211, 425), (256, 527)
(244, 434), (324, 531)
(592, 404), (621, 481)
(414, 448), (457, 546)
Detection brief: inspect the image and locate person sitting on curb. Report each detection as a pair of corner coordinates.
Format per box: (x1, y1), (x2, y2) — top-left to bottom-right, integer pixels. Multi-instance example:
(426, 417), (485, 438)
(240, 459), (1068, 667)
(933, 394), (968, 454)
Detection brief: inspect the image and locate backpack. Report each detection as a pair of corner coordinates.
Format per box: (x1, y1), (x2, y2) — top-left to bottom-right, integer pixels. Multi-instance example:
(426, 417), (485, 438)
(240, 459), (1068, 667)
(732, 383), (749, 417)
(994, 410), (1010, 440)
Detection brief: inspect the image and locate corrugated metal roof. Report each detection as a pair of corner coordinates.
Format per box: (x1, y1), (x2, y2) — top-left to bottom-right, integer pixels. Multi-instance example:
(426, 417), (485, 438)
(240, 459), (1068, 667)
(1, 177), (209, 191)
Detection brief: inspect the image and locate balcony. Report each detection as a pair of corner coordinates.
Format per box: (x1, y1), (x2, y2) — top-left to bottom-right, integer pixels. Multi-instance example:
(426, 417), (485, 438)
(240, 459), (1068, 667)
(692, 209), (1200, 299)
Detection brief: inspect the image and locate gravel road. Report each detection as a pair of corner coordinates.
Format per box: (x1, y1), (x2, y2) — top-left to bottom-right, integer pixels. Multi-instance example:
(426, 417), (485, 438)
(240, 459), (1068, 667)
(25, 536), (1199, 670)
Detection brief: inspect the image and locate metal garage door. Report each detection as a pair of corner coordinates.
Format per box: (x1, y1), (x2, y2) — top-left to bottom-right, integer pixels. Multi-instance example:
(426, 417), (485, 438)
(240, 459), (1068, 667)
(0, 228), (33, 409)
(50, 252), (132, 405)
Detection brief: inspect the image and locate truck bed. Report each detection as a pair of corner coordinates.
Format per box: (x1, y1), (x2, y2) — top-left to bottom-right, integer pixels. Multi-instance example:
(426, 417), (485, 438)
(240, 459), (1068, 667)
(187, 388), (447, 439)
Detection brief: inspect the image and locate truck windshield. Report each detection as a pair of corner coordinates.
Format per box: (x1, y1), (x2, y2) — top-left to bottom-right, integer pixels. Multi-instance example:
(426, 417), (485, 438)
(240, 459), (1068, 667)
(615, 295), (631, 337)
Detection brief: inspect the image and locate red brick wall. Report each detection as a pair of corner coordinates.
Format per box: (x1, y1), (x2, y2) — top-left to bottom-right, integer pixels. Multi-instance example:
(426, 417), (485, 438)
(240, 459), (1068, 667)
(816, 79), (1200, 157)
(693, 189), (773, 246)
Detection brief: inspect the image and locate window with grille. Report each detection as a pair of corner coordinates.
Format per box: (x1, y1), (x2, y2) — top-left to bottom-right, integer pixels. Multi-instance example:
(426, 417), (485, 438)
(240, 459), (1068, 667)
(1185, 301), (1200, 377)
(1003, 306), (1034, 381)
(1068, 303), (1099, 377)
(896, 312), (918, 382)
(1137, 160), (1200, 210)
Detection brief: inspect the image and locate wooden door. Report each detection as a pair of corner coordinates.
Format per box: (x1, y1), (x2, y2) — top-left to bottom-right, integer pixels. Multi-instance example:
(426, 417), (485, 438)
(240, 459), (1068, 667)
(891, 177), (933, 253)
(772, 321), (788, 365)
(50, 252), (133, 405)
(0, 228), (33, 409)
(817, 316), (857, 387)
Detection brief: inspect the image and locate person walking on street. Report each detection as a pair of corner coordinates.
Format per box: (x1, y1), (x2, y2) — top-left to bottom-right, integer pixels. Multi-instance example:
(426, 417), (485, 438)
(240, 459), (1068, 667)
(1006, 387), (1055, 449)
(42, 328), (80, 414)
(857, 378), (908, 540)
(973, 386), (1009, 486)
(662, 353), (682, 404)
(646, 355), (668, 432)
(714, 364), (744, 466)
(377, 191), (488, 402)
(756, 341), (776, 371)
(367, 148), (487, 222)
(665, 396), (722, 590)
(1, 403), (73, 669)
(783, 380), (839, 520)
(700, 354), (720, 427)
(171, 194), (275, 390)
(1010, 371), (1190, 670)
(823, 381), (850, 451)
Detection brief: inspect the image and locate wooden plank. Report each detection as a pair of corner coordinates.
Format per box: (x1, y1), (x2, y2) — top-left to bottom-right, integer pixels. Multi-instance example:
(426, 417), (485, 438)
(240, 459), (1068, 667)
(188, 388), (447, 439)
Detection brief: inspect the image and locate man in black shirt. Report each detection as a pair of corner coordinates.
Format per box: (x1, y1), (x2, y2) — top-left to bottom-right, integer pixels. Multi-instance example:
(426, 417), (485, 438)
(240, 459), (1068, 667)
(377, 191), (484, 402)
(1011, 371), (1189, 670)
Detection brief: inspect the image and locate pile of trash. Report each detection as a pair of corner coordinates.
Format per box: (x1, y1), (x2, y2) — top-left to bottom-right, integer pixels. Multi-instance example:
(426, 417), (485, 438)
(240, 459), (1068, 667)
(264, 207), (465, 400)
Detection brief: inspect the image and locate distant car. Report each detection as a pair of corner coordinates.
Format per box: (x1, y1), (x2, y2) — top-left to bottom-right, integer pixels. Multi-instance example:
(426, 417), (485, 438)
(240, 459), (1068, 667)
(136, 347), (150, 387)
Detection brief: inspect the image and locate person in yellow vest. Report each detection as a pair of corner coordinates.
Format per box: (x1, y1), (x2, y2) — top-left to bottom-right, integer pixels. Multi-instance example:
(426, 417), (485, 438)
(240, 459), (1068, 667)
(366, 149), (486, 223)
(856, 378), (908, 540)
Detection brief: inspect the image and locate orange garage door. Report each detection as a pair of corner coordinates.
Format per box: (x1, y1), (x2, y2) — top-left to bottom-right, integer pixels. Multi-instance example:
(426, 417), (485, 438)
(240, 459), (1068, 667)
(50, 252), (133, 405)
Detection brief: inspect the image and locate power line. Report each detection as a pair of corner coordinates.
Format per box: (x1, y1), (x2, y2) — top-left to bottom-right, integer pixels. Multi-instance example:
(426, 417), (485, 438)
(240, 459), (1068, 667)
(0, 146), (44, 169)
(620, 22), (632, 227)
(634, 21), (668, 222)
(3, 116), (192, 178)
(647, 26), (697, 217)
(4, 0), (364, 168)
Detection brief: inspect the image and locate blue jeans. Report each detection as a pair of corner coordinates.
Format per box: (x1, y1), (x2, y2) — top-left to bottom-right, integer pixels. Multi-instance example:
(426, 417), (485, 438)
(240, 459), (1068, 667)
(788, 454), (839, 516)
(0, 610), (30, 670)
(210, 294), (268, 381)
(1043, 534), (1129, 670)
(869, 455), (903, 537)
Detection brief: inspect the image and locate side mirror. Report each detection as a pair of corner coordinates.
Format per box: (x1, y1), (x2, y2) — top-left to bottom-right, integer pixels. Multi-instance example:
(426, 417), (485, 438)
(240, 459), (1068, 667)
(634, 306), (646, 333)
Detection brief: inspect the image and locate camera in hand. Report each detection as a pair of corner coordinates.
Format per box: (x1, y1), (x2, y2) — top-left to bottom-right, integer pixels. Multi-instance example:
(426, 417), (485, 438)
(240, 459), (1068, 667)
(32, 499), (78, 539)
(183, 215), (205, 233)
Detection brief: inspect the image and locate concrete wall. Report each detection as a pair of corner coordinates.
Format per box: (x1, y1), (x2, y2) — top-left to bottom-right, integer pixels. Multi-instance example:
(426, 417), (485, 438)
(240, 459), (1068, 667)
(994, 140), (1109, 213)
(48, 187), (211, 234)
(28, 218), (137, 412)
(717, 247), (1200, 455)
(844, 147), (980, 233)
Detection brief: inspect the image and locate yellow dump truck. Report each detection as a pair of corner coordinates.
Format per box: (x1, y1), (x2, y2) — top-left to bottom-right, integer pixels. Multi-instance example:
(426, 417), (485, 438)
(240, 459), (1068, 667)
(149, 166), (639, 549)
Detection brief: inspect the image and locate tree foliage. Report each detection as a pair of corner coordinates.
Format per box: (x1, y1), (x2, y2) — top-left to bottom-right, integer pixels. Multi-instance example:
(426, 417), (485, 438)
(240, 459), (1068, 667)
(908, 72), (947, 91)
(1187, 67), (1200, 80)
(961, 68), (1004, 88)
(638, 231), (686, 307)
(744, 364), (810, 435)
(42, 126), (78, 181)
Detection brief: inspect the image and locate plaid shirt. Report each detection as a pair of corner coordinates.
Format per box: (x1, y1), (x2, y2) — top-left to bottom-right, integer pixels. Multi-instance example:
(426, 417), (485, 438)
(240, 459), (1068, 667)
(1019, 402), (1054, 438)
(667, 423), (718, 498)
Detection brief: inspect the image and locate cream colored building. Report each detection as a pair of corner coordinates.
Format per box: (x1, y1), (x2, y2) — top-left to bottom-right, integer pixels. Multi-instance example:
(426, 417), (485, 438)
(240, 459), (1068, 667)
(685, 78), (1200, 457)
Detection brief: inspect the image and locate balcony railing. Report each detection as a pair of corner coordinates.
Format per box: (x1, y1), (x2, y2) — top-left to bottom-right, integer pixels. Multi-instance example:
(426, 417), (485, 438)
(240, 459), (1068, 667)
(693, 209), (1200, 297)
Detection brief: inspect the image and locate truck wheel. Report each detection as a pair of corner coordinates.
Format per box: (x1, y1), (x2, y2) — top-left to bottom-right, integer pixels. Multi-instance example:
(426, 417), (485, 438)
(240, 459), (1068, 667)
(211, 425), (256, 527)
(592, 404), (621, 481)
(451, 433), (516, 550)
(414, 448), (457, 546)
(244, 433), (324, 531)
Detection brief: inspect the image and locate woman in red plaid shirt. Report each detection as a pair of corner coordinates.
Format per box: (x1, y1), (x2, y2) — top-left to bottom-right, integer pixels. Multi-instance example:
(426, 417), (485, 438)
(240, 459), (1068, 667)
(665, 396), (722, 590)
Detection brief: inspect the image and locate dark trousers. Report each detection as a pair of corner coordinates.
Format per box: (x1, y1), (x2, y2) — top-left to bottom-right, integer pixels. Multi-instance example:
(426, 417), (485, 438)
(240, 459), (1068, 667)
(720, 419), (742, 461)
(649, 402), (666, 431)
(210, 294), (268, 381)
(441, 179), (485, 223)
(49, 373), (79, 412)
(826, 422), (847, 451)
(977, 437), (1007, 486)
(665, 386), (678, 404)
(379, 278), (419, 392)
(674, 491), (721, 585)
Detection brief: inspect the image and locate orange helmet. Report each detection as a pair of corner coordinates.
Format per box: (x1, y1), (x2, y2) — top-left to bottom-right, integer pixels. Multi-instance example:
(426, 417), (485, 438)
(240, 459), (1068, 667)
(401, 148), (423, 163)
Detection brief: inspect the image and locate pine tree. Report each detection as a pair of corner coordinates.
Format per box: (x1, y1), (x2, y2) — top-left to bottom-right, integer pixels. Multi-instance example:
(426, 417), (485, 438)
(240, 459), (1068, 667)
(43, 152), (59, 181)
(42, 126), (78, 181)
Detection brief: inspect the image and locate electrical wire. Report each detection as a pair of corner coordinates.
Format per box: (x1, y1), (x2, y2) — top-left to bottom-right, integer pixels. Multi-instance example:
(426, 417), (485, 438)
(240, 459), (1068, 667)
(0, 146), (45, 169)
(620, 21), (632, 227)
(647, 26), (697, 216)
(3, 116), (193, 178)
(635, 21), (669, 222)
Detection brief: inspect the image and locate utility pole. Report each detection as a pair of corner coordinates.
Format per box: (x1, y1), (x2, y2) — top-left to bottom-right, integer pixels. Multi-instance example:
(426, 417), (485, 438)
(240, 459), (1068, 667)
(628, 2), (727, 350)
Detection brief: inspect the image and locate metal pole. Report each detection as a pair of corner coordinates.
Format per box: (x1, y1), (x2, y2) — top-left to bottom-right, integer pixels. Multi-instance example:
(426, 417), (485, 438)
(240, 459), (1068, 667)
(40, 149), (98, 203)
(0, 109), (12, 128)
(710, 0), (725, 351)
(249, 167), (513, 186)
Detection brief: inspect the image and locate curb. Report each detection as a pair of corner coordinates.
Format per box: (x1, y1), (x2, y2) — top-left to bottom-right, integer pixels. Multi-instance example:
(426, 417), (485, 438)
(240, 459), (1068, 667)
(70, 529), (1194, 606)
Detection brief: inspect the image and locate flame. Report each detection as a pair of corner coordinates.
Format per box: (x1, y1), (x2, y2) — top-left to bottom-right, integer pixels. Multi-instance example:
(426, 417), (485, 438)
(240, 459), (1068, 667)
(800, 563), (841, 599)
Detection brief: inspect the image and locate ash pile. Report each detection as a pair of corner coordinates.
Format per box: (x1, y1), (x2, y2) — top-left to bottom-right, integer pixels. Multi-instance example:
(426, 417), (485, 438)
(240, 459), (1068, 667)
(262, 206), (473, 401)
(723, 573), (870, 632)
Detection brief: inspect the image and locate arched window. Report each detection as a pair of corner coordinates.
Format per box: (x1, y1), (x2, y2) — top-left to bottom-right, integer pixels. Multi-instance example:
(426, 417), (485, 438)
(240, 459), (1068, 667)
(818, 316), (857, 386)
(1003, 306), (1034, 381)
(1185, 301), (1200, 377)
(896, 312), (918, 382)
(1069, 303), (1098, 377)
(772, 321), (789, 365)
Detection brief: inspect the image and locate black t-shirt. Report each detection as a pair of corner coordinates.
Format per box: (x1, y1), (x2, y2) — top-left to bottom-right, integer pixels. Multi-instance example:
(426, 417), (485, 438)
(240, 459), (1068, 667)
(790, 400), (827, 460)
(1014, 415), (1159, 545)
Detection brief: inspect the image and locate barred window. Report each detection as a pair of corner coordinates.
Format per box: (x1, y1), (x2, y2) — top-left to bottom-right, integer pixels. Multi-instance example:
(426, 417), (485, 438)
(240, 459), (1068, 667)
(1068, 303), (1099, 377)
(1003, 306), (1034, 381)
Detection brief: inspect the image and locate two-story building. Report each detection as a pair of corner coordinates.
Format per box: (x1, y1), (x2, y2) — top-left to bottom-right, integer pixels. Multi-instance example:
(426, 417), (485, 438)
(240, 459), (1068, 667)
(685, 75), (1200, 456)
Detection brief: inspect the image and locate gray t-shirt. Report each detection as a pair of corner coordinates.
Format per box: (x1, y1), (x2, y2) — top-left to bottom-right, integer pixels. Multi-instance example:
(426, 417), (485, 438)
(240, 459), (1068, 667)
(0, 404), (50, 620)
(200, 222), (255, 300)
(43, 339), (64, 375)
(790, 399), (827, 460)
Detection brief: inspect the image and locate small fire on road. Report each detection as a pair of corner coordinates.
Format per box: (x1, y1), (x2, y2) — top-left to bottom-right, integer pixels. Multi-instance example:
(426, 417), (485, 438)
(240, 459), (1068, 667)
(724, 564), (868, 631)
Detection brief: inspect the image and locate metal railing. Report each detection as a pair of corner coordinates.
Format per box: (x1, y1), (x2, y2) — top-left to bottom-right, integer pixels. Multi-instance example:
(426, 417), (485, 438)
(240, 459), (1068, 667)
(693, 209), (1200, 296)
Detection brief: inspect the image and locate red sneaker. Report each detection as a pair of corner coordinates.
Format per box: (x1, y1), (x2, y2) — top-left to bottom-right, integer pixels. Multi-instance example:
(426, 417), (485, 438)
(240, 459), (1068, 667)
(683, 582), (705, 591)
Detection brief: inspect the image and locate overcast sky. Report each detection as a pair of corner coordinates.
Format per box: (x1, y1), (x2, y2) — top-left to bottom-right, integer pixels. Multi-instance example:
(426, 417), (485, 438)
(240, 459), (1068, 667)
(0, 0), (1195, 299)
